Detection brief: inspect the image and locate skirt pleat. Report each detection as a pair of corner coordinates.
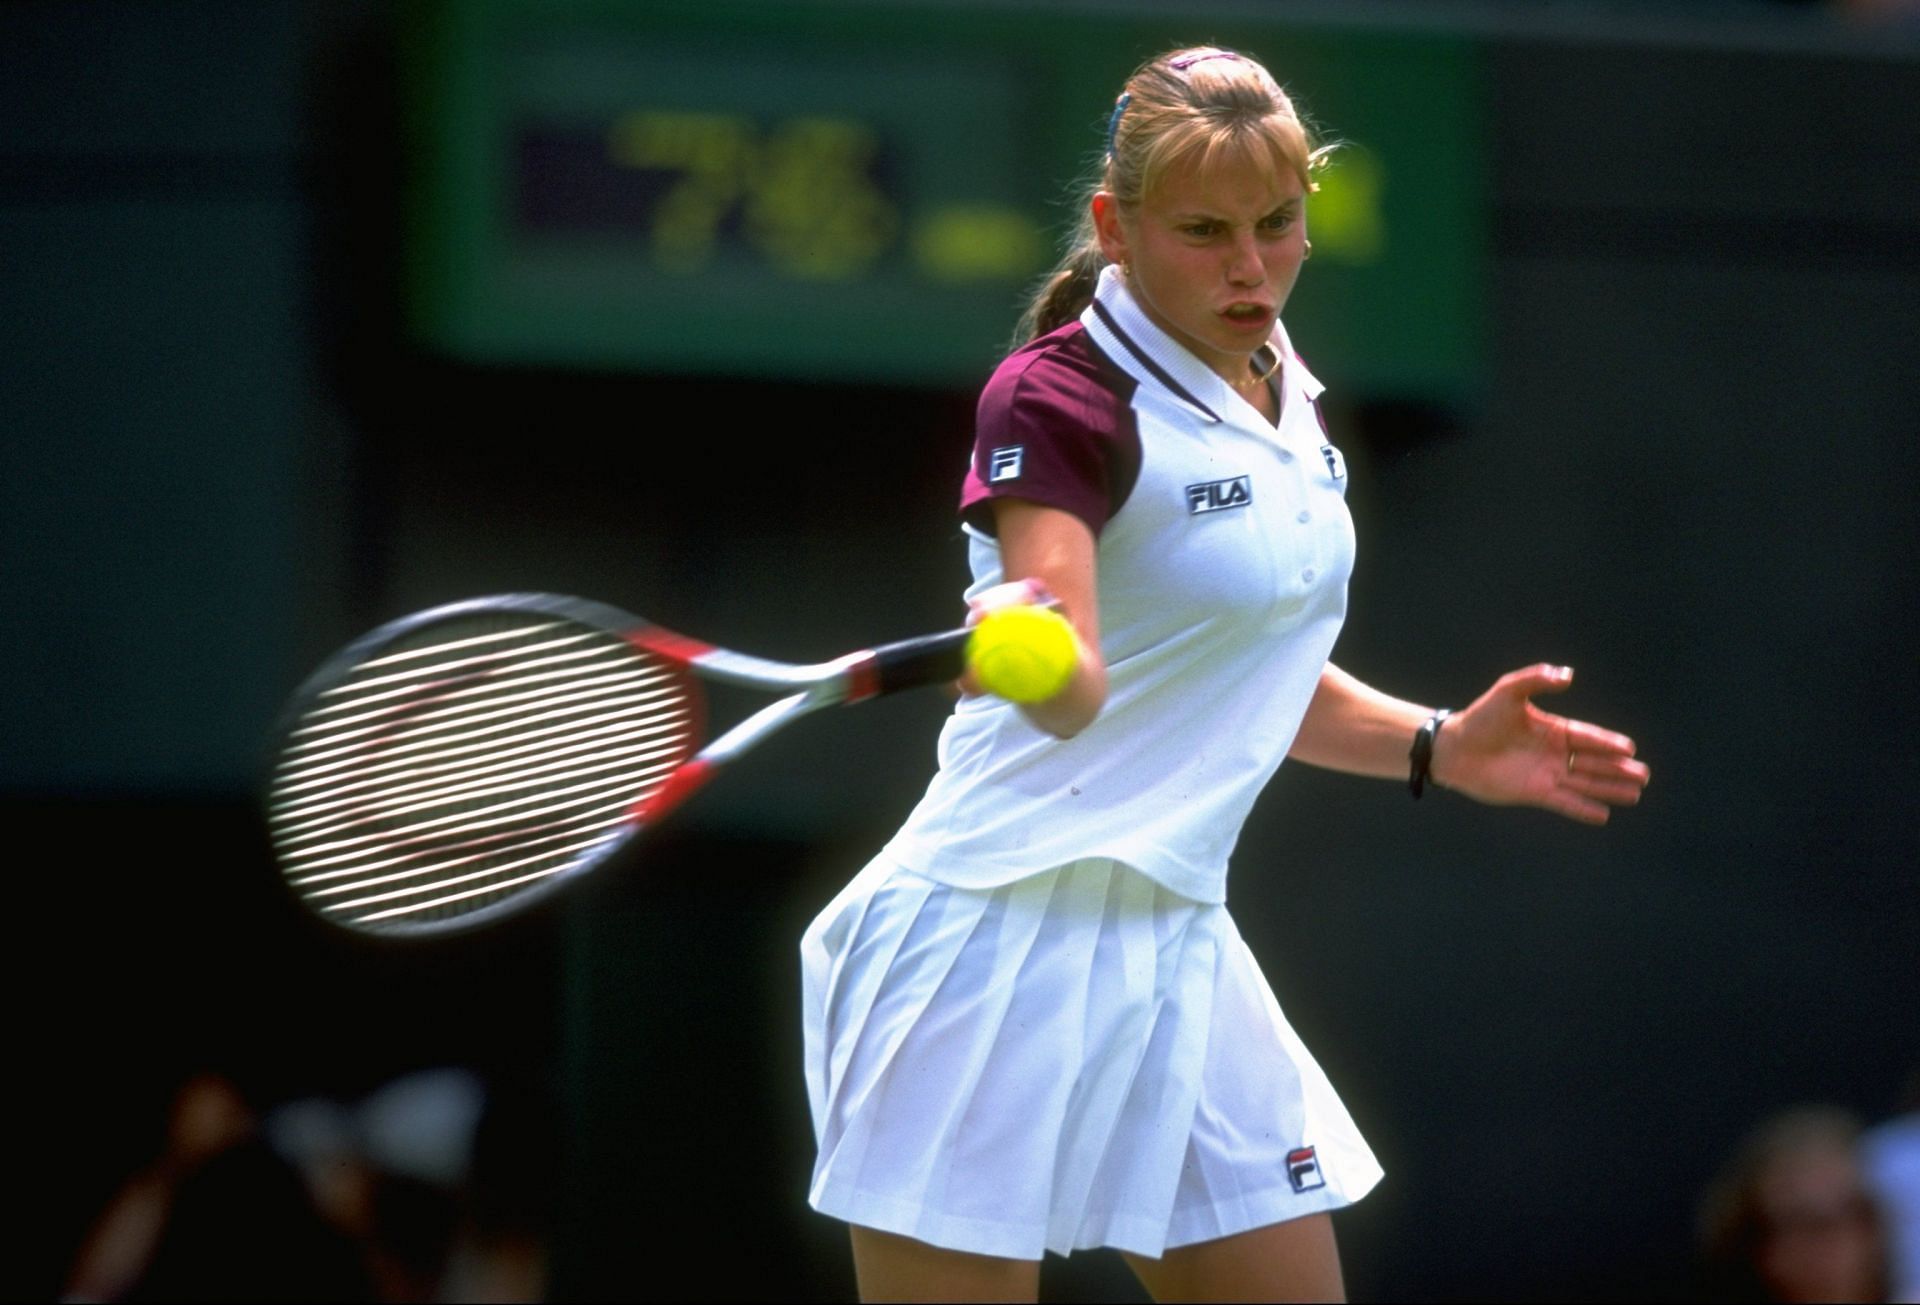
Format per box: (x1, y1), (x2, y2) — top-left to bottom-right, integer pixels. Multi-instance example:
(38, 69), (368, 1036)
(1041, 866), (1160, 1250)
(801, 854), (1381, 1261)
(1065, 893), (1218, 1254)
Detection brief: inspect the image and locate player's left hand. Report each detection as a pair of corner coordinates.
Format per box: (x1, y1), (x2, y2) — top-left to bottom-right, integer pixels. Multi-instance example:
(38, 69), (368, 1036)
(1431, 664), (1650, 825)
(963, 576), (1057, 627)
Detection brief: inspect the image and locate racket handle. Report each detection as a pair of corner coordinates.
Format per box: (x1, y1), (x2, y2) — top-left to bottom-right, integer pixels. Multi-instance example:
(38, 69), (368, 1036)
(857, 627), (973, 699)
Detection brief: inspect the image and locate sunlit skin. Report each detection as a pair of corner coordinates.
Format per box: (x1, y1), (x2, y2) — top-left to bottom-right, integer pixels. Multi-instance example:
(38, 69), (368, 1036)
(1092, 151), (1308, 400)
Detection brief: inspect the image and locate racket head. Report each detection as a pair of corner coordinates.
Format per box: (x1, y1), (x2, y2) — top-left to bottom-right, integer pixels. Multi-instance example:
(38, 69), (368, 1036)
(264, 594), (702, 939)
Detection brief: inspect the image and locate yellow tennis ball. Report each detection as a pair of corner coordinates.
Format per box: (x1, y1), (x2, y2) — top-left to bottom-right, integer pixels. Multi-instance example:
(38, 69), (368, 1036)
(967, 605), (1078, 704)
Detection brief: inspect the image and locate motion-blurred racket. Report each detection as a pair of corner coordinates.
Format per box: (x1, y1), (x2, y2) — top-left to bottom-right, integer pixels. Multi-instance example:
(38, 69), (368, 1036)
(265, 593), (971, 938)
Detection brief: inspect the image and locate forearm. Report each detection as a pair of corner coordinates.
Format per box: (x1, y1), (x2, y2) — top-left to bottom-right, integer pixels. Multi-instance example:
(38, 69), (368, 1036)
(1014, 639), (1107, 739)
(988, 499), (1108, 739)
(1286, 662), (1438, 781)
(65, 1171), (173, 1301)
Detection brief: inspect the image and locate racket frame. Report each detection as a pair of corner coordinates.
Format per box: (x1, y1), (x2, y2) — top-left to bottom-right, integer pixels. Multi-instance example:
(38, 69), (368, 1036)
(265, 593), (970, 939)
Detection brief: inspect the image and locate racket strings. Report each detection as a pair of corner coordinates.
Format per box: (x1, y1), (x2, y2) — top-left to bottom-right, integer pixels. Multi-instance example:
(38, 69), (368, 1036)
(272, 706), (685, 840)
(292, 793), (641, 891)
(277, 754), (678, 871)
(294, 622), (588, 709)
(269, 613), (698, 929)
(285, 645), (666, 747)
(273, 673), (684, 800)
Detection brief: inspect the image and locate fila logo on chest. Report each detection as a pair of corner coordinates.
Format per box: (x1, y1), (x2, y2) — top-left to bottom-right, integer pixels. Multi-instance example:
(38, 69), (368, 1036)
(1186, 476), (1252, 514)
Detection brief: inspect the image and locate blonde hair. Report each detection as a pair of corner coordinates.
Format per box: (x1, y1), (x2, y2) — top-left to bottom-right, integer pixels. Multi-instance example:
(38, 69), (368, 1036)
(1014, 46), (1329, 345)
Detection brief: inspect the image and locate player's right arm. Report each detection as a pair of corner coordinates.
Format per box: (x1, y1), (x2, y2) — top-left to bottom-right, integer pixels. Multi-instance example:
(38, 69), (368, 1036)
(970, 498), (1108, 739)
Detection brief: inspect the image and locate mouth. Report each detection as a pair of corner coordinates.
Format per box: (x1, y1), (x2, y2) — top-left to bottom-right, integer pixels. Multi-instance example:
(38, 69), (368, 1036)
(1219, 302), (1274, 332)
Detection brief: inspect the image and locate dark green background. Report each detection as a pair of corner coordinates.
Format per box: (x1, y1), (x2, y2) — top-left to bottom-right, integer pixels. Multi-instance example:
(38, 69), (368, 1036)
(7, 2), (1917, 1302)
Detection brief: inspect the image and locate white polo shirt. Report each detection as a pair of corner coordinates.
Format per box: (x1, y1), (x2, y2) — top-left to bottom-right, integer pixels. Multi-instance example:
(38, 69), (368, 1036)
(883, 266), (1355, 905)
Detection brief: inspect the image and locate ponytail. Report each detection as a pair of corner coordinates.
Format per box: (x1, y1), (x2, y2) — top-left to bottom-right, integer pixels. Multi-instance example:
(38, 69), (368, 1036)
(1012, 219), (1106, 347)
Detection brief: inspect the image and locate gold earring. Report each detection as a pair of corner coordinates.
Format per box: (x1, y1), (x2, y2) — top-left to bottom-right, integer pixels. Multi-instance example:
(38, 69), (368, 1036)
(1302, 240), (1313, 261)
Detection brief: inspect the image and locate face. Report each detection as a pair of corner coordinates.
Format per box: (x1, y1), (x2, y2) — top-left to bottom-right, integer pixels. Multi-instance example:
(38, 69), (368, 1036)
(1093, 149), (1308, 386)
(1752, 1149), (1884, 1304)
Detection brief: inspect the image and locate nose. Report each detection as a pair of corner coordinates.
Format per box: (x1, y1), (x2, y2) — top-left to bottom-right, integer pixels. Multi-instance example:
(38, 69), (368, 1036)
(1225, 230), (1265, 286)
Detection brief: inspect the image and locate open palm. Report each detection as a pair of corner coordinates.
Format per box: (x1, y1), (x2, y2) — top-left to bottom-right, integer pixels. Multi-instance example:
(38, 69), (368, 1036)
(1435, 664), (1651, 825)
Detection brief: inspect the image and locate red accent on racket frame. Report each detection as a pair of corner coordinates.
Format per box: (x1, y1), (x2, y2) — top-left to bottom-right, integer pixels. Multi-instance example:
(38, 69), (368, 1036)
(616, 626), (706, 803)
(635, 758), (718, 826)
(625, 625), (717, 665)
(842, 651), (882, 704)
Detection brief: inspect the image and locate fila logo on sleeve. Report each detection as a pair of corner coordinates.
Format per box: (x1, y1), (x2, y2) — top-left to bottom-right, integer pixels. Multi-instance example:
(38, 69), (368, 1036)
(1186, 476), (1252, 514)
(1287, 1146), (1325, 1193)
(988, 445), (1024, 483)
(1320, 444), (1346, 480)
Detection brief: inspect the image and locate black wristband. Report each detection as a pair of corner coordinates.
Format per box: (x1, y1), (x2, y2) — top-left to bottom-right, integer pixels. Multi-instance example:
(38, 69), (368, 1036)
(1409, 708), (1452, 800)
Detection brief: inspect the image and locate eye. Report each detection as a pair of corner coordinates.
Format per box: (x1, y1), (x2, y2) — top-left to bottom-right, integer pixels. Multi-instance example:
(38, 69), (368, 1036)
(1181, 222), (1218, 238)
(1262, 210), (1295, 231)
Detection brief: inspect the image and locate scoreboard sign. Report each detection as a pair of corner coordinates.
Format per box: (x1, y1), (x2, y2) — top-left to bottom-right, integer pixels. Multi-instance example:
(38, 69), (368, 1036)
(404, 0), (1485, 395)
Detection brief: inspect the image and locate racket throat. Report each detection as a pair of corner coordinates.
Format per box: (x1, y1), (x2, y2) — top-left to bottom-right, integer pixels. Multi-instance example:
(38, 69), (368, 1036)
(636, 758), (718, 825)
(641, 688), (822, 824)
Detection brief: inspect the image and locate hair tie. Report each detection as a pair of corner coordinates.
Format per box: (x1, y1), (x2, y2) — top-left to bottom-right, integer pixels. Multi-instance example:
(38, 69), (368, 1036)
(1105, 92), (1131, 158)
(1169, 49), (1245, 72)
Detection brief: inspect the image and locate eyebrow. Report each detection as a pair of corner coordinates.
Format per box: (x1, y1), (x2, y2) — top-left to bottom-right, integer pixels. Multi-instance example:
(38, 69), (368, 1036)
(1168, 199), (1300, 222)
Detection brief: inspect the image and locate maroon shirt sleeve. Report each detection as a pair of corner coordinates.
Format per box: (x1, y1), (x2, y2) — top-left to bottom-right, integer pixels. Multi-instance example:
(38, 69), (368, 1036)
(959, 324), (1140, 539)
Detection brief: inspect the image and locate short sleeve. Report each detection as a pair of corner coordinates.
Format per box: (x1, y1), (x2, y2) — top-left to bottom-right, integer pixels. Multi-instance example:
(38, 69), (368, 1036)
(959, 328), (1139, 539)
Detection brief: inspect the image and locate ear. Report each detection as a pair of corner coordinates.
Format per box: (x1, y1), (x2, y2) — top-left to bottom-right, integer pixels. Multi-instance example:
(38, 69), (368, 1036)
(1091, 192), (1129, 267)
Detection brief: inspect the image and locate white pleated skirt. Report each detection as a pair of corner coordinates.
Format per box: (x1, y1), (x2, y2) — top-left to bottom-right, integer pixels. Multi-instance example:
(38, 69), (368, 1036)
(800, 854), (1384, 1261)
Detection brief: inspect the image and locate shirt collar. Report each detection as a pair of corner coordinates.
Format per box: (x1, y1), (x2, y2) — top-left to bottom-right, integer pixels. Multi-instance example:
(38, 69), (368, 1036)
(1290, 331), (1326, 402)
(1082, 265), (1321, 419)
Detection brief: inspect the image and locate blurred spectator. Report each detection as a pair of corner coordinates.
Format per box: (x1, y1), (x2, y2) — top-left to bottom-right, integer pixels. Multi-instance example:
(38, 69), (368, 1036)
(63, 1065), (551, 1303)
(438, 1073), (555, 1303)
(1698, 1105), (1893, 1303)
(62, 1071), (374, 1302)
(266, 1065), (548, 1302)
(1862, 1072), (1920, 1303)
(267, 1067), (482, 1300)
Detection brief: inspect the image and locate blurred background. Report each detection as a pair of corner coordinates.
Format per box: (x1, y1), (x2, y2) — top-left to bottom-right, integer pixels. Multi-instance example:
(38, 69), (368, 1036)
(7, 0), (1918, 1300)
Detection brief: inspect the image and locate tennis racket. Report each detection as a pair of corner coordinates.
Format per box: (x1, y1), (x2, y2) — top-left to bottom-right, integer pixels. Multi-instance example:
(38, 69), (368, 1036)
(264, 593), (973, 939)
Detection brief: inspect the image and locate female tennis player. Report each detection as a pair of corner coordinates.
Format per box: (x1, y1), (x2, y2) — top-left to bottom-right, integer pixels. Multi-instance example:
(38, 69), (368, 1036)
(801, 46), (1651, 1302)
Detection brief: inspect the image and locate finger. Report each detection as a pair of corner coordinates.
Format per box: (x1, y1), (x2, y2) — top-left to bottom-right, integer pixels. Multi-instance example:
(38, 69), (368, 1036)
(1011, 576), (1055, 606)
(966, 578), (1050, 626)
(1566, 773), (1646, 807)
(990, 577), (1056, 610)
(1566, 719), (1639, 757)
(1569, 751), (1652, 788)
(1544, 790), (1612, 826)
(1501, 663), (1576, 700)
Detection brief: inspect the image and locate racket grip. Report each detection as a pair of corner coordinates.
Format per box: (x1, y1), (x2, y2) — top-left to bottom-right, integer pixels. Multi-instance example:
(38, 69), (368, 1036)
(859, 627), (972, 699)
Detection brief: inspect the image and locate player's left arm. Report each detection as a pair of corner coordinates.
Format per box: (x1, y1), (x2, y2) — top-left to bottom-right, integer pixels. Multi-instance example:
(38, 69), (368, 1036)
(1288, 662), (1650, 825)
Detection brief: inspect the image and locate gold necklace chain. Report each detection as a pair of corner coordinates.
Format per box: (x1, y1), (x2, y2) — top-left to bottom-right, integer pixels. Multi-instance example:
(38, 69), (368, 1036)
(1234, 346), (1280, 389)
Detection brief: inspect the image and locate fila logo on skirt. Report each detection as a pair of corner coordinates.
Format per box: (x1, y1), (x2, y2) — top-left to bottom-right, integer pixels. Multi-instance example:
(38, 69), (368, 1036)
(1287, 1146), (1326, 1193)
